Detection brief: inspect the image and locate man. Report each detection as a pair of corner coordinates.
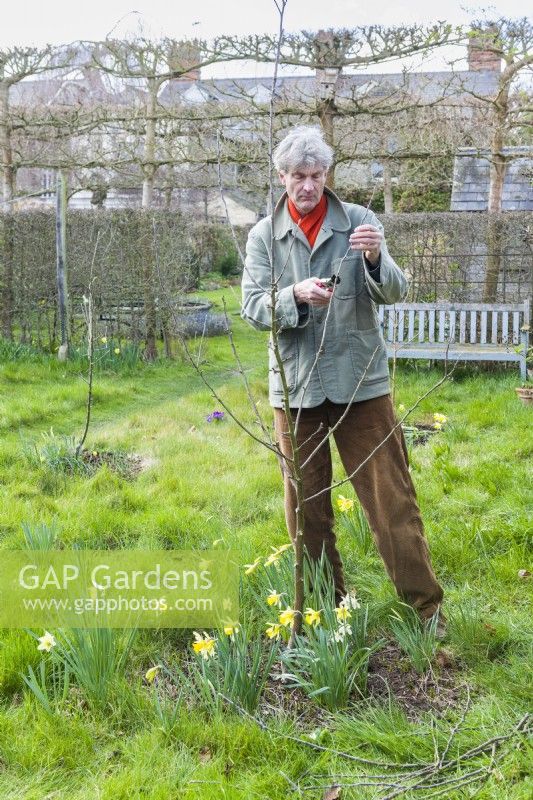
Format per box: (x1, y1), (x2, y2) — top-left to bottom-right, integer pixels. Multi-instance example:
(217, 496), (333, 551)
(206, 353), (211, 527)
(241, 126), (444, 628)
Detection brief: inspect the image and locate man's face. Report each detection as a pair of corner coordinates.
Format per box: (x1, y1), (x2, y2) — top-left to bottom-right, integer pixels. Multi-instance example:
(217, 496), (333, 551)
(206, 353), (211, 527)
(279, 165), (328, 216)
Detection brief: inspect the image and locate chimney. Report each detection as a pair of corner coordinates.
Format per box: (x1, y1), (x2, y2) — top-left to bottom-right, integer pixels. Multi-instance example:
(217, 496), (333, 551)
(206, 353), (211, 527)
(467, 26), (502, 72)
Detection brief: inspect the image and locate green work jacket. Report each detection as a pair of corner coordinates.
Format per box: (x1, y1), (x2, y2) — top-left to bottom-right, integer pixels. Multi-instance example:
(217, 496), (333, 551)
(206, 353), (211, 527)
(241, 187), (408, 408)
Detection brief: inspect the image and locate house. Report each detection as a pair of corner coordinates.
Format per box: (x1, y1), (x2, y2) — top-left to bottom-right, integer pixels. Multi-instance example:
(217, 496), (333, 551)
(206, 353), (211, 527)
(451, 146), (533, 211)
(7, 34), (505, 221)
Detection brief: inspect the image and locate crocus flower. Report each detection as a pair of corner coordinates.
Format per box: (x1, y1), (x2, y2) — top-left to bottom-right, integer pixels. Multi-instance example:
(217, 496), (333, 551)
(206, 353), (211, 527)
(206, 410), (225, 423)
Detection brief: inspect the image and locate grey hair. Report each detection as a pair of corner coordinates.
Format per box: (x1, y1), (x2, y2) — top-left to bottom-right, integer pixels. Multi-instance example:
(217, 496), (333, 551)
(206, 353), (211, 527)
(273, 125), (334, 173)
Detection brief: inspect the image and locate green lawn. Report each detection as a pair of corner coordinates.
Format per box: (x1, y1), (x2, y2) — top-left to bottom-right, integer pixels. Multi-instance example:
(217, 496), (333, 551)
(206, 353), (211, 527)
(0, 288), (531, 799)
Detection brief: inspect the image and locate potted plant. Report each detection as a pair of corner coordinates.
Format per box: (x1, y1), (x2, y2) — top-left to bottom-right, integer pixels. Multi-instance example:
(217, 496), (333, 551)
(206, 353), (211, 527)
(516, 382), (533, 405)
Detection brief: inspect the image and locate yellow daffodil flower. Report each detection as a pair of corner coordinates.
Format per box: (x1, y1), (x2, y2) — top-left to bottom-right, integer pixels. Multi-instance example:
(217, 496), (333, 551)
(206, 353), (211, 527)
(279, 607), (296, 627)
(335, 606), (352, 622)
(100, 336), (107, 344)
(265, 622), (282, 639)
(267, 591), (283, 607)
(433, 413), (447, 424)
(433, 421), (442, 430)
(398, 404), (406, 414)
(192, 631), (216, 660)
(304, 607), (322, 627)
(145, 665), (162, 684)
(244, 557), (261, 575)
(37, 631), (56, 652)
(337, 495), (354, 512)
(223, 625), (239, 638)
(114, 348), (120, 355)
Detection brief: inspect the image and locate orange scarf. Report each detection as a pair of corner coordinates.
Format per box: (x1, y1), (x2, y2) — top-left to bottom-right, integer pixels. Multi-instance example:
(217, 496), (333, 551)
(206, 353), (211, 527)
(288, 195), (328, 247)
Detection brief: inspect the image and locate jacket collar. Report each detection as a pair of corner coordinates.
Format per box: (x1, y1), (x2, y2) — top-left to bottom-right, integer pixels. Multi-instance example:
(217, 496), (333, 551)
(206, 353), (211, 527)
(272, 186), (351, 241)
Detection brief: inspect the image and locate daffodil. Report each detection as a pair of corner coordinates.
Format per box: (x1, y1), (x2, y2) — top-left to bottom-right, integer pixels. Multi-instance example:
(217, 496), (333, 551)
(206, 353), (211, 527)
(337, 495), (354, 513)
(265, 622), (282, 639)
(279, 607), (296, 627)
(276, 543), (293, 554)
(92, 450), (98, 457)
(433, 413), (447, 424)
(433, 421), (442, 430)
(37, 631), (56, 652)
(335, 605), (352, 622)
(398, 403), (406, 414)
(145, 664), (162, 684)
(266, 590), (283, 607)
(114, 347), (120, 355)
(244, 557), (261, 575)
(264, 549), (281, 567)
(100, 336), (107, 344)
(223, 624), (239, 639)
(333, 623), (352, 642)
(339, 593), (361, 611)
(192, 631), (216, 660)
(304, 607), (322, 627)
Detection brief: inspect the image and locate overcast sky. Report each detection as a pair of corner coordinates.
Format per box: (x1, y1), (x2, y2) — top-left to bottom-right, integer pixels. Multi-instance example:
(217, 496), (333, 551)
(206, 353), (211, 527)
(1, 1), (530, 77)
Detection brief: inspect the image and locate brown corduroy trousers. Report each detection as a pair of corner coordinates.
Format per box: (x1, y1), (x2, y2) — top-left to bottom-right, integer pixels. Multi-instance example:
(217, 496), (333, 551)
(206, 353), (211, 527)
(273, 394), (443, 618)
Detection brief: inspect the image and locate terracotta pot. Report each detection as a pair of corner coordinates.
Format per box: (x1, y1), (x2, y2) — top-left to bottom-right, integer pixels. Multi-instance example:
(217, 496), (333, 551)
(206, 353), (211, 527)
(515, 386), (533, 405)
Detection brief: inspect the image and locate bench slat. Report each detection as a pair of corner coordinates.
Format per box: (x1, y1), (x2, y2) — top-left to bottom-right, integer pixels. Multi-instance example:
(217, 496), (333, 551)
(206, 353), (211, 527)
(449, 310), (456, 342)
(491, 311), (498, 344)
(459, 311), (466, 343)
(388, 308), (395, 342)
(480, 311), (487, 344)
(408, 309), (415, 342)
(513, 312), (520, 344)
(428, 309), (435, 342)
(438, 310), (446, 342)
(397, 309), (405, 342)
(418, 309), (425, 343)
(502, 311), (509, 343)
(470, 311), (477, 344)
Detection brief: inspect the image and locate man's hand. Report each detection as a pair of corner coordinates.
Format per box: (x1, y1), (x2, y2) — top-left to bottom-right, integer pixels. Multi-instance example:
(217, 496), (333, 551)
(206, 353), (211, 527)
(349, 224), (382, 265)
(293, 277), (333, 306)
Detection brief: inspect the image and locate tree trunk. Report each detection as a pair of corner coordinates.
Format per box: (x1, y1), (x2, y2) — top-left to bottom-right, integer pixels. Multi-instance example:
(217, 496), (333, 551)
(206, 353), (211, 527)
(0, 82), (14, 207)
(141, 81), (158, 361)
(483, 104), (507, 302)
(383, 160), (394, 214)
(55, 170), (70, 359)
(317, 99), (337, 190)
(0, 213), (14, 339)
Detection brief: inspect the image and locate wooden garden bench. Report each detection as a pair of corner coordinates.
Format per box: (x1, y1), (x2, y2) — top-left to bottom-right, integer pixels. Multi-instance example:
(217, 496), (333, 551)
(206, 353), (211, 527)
(378, 300), (530, 379)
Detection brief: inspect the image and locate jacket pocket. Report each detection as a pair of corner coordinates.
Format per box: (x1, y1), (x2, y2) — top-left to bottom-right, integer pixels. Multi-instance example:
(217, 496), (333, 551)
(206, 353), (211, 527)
(268, 332), (299, 393)
(330, 254), (365, 299)
(347, 327), (389, 383)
